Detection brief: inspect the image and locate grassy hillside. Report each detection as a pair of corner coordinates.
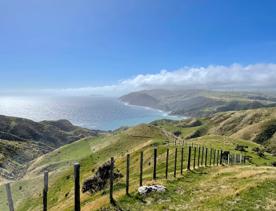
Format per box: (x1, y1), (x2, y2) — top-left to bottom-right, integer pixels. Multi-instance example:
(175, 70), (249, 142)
(152, 107), (276, 155)
(120, 89), (276, 117)
(105, 165), (276, 211)
(1, 108), (276, 210)
(0, 115), (98, 180)
(1, 116), (275, 211)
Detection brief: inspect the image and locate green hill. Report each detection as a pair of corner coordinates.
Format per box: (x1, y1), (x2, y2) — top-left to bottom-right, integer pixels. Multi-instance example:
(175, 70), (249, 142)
(152, 107), (276, 155)
(0, 110), (275, 210)
(0, 115), (98, 181)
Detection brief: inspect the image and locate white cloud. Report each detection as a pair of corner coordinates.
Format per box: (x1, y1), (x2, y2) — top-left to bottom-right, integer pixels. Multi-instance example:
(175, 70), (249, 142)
(41, 63), (276, 96)
(122, 63), (276, 89)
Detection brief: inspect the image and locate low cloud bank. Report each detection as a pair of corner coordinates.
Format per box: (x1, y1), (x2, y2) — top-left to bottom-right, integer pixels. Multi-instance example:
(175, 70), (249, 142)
(36, 63), (276, 96)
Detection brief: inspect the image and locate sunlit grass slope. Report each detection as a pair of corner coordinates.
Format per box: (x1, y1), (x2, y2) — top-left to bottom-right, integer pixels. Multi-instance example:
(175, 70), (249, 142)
(0, 118), (275, 211)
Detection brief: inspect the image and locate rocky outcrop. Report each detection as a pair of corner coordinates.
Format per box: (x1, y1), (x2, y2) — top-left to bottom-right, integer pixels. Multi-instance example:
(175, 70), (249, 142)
(138, 185), (166, 195)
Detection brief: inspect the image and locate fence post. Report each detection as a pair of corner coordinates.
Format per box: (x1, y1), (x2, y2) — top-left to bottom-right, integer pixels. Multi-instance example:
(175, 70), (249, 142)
(174, 148), (178, 177)
(240, 154), (242, 164)
(153, 146), (157, 180)
(193, 147), (196, 169)
(205, 148), (208, 166)
(220, 150), (223, 165)
(74, 163), (80, 211)
(165, 148), (169, 179)
(126, 154), (130, 195)
(217, 150), (219, 166)
(210, 148), (212, 166)
(198, 146), (201, 167)
(228, 153), (230, 165)
(180, 147), (184, 175)
(43, 171), (49, 211)
(213, 149), (216, 166)
(5, 183), (14, 211)
(201, 146), (204, 166)
(187, 146), (192, 171)
(109, 157), (114, 204)
(140, 151), (143, 186)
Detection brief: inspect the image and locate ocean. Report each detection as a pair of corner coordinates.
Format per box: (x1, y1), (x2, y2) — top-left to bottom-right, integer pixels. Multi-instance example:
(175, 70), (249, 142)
(0, 95), (182, 130)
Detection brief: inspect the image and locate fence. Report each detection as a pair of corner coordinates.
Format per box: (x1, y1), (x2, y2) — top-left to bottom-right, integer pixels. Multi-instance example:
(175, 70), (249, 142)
(3, 143), (245, 211)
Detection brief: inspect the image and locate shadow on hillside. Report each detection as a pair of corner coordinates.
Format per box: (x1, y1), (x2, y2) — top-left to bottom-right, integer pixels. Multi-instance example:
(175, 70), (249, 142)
(110, 199), (124, 211)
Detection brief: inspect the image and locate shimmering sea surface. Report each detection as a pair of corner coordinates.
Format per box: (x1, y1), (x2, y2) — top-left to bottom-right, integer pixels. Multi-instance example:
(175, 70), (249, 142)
(0, 95), (182, 130)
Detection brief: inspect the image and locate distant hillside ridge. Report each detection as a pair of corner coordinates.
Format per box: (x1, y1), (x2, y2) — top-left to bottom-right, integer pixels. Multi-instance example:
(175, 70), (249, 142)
(120, 89), (276, 117)
(0, 115), (98, 148)
(151, 107), (276, 154)
(0, 115), (99, 180)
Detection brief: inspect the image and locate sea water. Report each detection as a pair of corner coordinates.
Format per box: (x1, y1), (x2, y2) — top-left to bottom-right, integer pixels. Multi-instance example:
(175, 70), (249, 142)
(0, 95), (182, 130)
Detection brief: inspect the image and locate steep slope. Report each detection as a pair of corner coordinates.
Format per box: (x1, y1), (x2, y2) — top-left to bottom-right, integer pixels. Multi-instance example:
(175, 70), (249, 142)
(0, 115), (97, 148)
(0, 124), (169, 211)
(0, 115), (98, 180)
(152, 107), (276, 154)
(120, 89), (276, 117)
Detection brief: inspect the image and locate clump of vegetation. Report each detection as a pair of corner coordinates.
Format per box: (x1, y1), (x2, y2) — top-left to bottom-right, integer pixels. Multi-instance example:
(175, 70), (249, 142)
(252, 146), (266, 158)
(252, 147), (261, 152)
(186, 126), (208, 139)
(173, 130), (182, 137)
(82, 161), (123, 194)
(235, 145), (248, 152)
(272, 161), (276, 167)
(178, 119), (202, 128)
(254, 120), (276, 144)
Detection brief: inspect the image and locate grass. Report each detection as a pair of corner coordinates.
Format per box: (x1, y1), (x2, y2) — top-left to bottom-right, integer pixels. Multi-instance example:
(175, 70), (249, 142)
(1, 122), (276, 211)
(104, 166), (276, 211)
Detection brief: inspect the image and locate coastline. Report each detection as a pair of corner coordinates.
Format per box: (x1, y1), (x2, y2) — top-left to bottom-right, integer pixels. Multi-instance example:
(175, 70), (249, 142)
(119, 99), (186, 120)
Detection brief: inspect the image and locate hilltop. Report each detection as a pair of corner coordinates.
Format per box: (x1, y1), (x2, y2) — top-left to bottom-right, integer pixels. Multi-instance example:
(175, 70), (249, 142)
(120, 89), (276, 117)
(0, 115), (98, 181)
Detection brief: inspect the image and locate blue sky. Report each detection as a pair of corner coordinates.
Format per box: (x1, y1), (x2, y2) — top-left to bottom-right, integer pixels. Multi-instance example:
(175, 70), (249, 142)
(0, 0), (276, 92)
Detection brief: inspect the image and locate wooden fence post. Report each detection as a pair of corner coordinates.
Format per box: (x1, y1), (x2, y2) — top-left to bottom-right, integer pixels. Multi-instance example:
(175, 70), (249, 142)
(228, 153), (230, 165)
(174, 148), (178, 177)
(217, 150), (219, 166)
(201, 146), (204, 166)
(43, 171), (48, 211)
(109, 157), (114, 204)
(126, 154), (130, 195)
(240, 154), (242, 164)
(187, 146), (192, 171)
(205, 148), (208, 166)
(209, 148), (212, 166)
(5, 183), (14, 211)
(140, 151), (143, 186)
(220, 150), (222, 165)
(180, 147), (184, 175)
(153, 146), (157, 180)
(74, 163), (80, 211)
(165, 148), (169, 179)
(193, 147), (196, 169)
(198, 146), (201, 167)
(213, 149), (216, 166)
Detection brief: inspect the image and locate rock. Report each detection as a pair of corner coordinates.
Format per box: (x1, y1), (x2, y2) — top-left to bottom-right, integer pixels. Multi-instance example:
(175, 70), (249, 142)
(138, 185), (166, 195)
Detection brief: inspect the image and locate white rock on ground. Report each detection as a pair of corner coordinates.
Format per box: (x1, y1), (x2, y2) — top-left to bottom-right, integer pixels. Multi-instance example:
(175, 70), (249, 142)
(138, 185), (166, 195)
